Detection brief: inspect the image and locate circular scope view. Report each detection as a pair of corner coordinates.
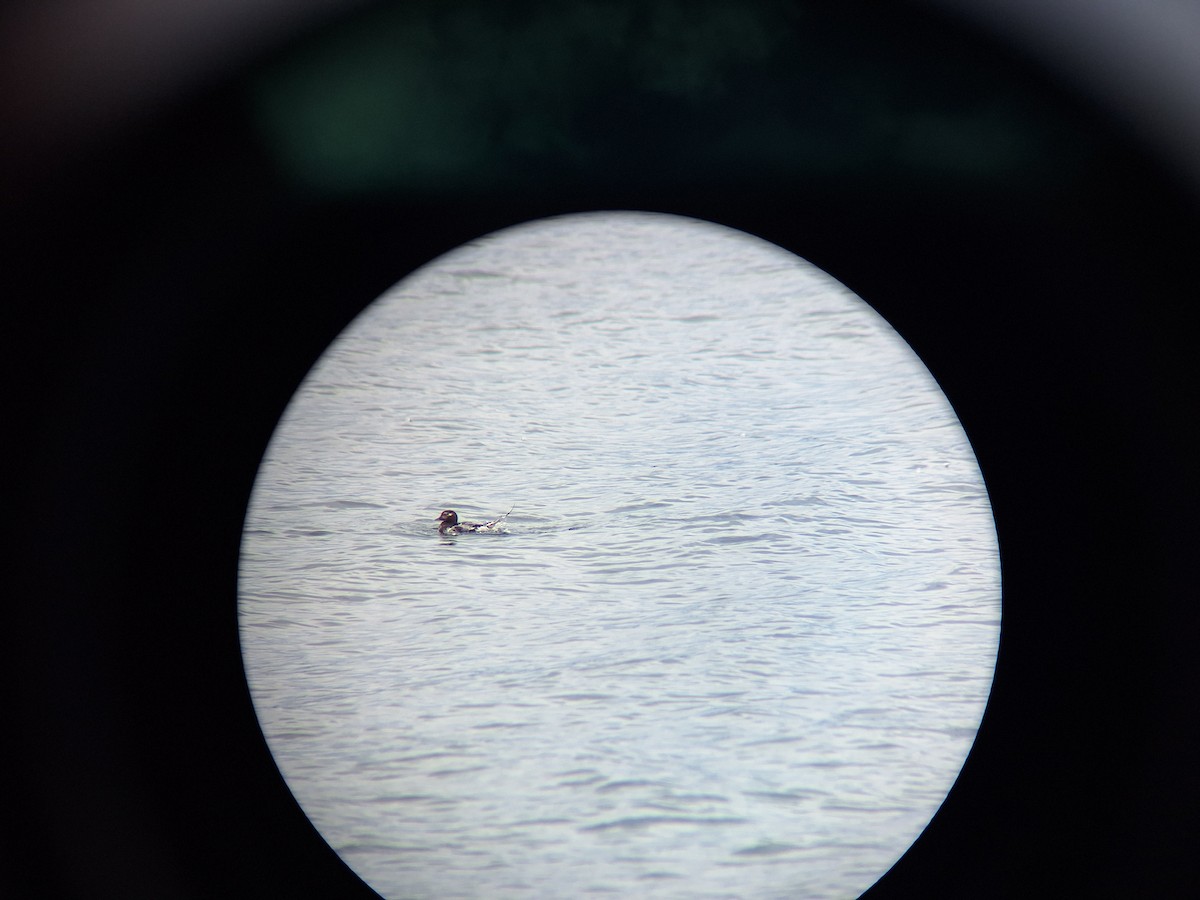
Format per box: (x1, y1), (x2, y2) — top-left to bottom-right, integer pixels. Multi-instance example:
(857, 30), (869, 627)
(239, 211), (1000, 899)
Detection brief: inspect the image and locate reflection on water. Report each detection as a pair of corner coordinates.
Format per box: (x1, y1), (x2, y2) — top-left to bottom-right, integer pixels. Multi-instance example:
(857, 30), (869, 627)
(239, 212), (999, 899)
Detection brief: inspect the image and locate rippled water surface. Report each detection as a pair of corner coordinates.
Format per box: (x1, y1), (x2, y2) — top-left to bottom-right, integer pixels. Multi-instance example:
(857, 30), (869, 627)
(239, 212), (1000, 899)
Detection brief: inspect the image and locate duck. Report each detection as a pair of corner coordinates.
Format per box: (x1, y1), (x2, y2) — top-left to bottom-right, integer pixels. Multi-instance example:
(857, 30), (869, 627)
(437, 508), (511, 535)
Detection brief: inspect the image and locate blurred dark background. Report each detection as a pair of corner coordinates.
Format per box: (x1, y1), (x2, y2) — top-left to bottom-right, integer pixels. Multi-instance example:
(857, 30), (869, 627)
(4, 1), (1198, 896)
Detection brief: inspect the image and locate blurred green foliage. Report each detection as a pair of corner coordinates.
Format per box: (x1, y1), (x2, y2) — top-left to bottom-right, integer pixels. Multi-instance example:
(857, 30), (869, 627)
(248, 0), (1084, 197)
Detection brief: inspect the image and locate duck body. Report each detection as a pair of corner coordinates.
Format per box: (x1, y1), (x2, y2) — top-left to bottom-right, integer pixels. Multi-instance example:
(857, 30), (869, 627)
(437, 508), (510, 535)
(437, 509), (481, 535)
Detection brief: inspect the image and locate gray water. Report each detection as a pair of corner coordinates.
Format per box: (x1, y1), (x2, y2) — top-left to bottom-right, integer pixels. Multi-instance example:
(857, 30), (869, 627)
(239, 212), (1000, 899)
